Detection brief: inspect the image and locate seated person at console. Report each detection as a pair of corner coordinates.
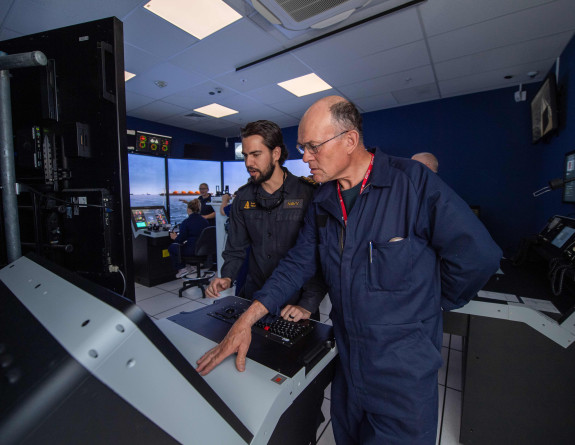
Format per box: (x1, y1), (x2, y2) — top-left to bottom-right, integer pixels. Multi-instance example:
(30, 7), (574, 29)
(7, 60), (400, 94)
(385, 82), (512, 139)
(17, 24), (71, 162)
(206, 120), (327, 321)
(168, 199), (209, 278)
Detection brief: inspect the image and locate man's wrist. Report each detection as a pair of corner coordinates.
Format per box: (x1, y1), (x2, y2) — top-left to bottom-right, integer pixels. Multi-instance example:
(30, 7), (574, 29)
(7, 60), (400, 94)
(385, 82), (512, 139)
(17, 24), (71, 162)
(237, 300), (268, 328)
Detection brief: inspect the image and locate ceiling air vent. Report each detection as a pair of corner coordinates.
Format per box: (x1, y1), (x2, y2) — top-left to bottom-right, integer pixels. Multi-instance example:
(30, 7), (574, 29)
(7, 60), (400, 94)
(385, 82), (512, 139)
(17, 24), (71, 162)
(250, 0), (381, 30)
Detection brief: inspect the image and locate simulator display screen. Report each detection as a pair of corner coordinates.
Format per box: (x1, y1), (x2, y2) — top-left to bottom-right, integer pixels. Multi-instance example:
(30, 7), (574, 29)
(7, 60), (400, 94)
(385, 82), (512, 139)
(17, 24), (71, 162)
(131, 207), (169, 229)
(551, 226), (575, 249)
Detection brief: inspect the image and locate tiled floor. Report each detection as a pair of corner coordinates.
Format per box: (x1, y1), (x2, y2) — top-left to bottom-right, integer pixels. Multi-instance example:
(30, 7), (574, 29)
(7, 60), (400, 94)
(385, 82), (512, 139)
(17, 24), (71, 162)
(135, 278), (464, 445)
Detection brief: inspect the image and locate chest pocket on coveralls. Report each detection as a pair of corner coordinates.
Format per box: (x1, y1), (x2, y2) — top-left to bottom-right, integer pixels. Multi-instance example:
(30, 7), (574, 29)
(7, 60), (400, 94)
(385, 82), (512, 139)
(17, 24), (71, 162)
(367, 238), (412, 292)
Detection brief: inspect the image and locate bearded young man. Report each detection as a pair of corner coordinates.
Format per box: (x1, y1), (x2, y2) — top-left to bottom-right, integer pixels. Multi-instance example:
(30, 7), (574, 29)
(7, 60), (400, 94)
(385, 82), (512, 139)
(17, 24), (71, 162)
(206, 120), (326, 322)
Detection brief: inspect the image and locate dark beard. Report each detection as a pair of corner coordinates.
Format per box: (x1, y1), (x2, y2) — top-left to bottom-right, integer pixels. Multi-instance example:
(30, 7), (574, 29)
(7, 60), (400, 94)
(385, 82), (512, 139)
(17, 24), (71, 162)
(250, 160), (275, 185)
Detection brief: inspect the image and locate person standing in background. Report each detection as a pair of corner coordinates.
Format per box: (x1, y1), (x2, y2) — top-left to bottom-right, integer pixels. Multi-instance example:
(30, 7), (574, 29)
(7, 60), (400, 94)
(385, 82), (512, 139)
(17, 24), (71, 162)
(411, 152), (439, 173)
(198, 183), (216, 225)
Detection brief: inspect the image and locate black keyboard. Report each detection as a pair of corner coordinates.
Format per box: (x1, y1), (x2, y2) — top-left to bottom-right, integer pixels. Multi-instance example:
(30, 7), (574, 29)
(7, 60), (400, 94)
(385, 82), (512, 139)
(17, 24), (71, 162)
(208, 303), (314, 347)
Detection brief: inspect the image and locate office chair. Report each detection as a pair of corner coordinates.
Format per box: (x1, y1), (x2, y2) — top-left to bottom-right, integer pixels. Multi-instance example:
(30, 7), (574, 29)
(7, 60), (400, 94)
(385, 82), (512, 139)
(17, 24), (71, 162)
(177, 226), (217, 298)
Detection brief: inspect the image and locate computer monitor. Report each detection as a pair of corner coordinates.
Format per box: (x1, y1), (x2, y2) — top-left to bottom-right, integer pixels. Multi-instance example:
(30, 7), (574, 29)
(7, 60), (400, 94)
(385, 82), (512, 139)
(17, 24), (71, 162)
(550, 225), (575, 249)
(130, 206), (169, 230)
(531, 73), (559, 144)
(134, 131), (172, 156)
(563, 150), (575, 203)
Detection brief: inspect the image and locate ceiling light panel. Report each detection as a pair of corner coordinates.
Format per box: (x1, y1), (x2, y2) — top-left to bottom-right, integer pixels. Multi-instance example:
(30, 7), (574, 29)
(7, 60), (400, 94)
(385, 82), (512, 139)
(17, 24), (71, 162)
(144, 0), (242, 40)
(278, 73), (332, 97)
(194, 103), (239, 118)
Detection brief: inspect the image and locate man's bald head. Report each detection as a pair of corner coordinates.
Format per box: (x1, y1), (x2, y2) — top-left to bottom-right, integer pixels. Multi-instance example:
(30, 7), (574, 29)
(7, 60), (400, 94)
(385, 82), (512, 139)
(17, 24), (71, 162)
(412, 152), (439, 173)
(301, 96), (363, 143)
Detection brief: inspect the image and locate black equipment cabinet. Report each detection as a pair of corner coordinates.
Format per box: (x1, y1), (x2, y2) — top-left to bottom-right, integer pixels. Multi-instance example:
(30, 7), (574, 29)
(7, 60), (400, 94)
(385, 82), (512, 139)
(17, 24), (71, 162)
(132, 233), (175, 287)
(447, 248), (575, 444)
(0, 17), (134, 300)
(459, 315), (575, 445)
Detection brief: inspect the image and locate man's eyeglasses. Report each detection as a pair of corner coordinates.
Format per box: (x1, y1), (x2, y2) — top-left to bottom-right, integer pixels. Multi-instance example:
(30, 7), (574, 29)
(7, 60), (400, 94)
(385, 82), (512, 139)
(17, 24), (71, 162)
(296, 130), (349, 155)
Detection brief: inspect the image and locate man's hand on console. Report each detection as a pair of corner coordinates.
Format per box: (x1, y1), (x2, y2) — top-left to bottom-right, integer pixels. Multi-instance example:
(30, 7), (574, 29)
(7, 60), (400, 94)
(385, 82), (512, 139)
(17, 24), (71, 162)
(205, 277), (232, 298)
(196, 300), (269, 375)
(280, 304), (311, 322)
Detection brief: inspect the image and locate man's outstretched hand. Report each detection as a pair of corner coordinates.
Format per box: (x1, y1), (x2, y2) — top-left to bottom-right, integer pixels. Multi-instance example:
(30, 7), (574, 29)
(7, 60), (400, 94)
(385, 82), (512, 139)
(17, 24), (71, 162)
(196, 300), (269, 375)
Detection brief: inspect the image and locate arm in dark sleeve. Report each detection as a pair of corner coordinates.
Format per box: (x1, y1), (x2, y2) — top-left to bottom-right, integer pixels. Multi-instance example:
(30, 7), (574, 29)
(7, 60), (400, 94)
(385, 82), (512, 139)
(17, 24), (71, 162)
(254, 204), (320, 315)
(296, 267), (328, 314)
(174, 217), (190, 244)
(220, 198), (250, 282)
(417, 172), (502, 310)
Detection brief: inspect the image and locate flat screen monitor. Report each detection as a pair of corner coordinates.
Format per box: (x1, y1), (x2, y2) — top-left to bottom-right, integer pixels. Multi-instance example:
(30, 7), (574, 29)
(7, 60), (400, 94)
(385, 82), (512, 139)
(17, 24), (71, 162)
(134, 131), (172, 156)
(223, 161), (249, 195)
(128, 153), (167, 209)
(551, 226), (575, 249)
(531, 73), (559, 144)
(131, 206), (169, 230)
(234, 142), (244, 160)
(563, 150), (575, 203)
(167, 158), (221, 224)
(284, 159), (311, 178)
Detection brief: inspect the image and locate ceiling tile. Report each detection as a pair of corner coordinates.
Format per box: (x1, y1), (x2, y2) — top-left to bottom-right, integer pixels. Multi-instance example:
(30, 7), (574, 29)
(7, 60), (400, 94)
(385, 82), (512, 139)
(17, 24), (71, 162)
(124, 42), (163, 76)
(338, 65), (435, 99)
(315, 40), (430, 86)
(391, 83), (440, 105)
(266, 90), (337, 118)
(170, 18), (281, 78)
(126, 90), (156, 112)
(438, 57), (557, 97)
(0, 0), (13, 26)
(244, 83), (300, 105)
(4, 0), (79, 35)
(215, 53), (312, 93)
(123, 7), (199, 59)
(128, 100), (188, 121)
(435, 31), (573, 81)
(352, 92), (398, 113)
(419, 0), (554, 36)
(292, 8), (422, 67)
(428, 1), (575, 63)
(161, 81), (236, 109)
(0, 28), (22, 41)
(125, 62), (208, 100)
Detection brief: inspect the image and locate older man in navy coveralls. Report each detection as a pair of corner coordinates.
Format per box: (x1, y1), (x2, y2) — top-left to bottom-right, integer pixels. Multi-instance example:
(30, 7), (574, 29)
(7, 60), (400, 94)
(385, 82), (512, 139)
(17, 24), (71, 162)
(197, 96), (502, 444)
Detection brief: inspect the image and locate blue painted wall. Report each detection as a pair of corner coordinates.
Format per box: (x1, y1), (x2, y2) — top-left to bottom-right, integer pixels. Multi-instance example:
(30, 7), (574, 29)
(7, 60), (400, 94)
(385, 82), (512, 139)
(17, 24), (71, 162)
(536, 35), (575, 224)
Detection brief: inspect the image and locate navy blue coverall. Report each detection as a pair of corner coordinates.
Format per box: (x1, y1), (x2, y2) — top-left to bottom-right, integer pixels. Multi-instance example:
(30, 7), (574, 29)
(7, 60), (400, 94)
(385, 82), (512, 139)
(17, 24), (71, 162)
(198, 194), (215, 226)
(255, 150), (502, 444)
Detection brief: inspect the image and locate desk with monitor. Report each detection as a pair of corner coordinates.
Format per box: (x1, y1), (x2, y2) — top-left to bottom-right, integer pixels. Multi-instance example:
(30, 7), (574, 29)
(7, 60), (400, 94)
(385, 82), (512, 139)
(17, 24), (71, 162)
(444, 215), (575, 444)
(130, 206), (175, 287)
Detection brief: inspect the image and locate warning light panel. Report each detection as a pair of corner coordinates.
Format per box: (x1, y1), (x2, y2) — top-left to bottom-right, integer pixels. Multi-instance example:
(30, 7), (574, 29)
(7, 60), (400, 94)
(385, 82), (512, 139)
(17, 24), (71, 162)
(133, 131), (171, 156)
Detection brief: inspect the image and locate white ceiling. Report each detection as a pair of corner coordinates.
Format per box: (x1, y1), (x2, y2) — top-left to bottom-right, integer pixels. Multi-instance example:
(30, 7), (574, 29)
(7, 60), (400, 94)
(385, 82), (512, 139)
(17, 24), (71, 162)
(1, 0), (574, 138)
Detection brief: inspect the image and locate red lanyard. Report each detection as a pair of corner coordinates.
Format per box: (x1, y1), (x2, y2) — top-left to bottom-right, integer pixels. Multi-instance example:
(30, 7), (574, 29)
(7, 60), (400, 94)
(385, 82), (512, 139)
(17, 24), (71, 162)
(337, 153), (374, 226)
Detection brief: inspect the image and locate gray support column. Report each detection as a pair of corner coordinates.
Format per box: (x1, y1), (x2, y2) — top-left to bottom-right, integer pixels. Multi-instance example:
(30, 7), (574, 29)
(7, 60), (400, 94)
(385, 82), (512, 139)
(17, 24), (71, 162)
(0, 51), (47, 262)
